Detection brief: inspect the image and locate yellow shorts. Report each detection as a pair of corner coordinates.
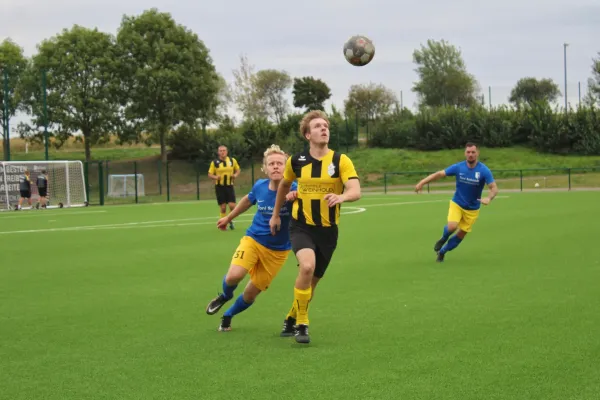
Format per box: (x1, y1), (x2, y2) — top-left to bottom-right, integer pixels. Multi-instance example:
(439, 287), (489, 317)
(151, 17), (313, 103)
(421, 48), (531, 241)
(230, 236), (290, 291)
(447, 201), (479, 233)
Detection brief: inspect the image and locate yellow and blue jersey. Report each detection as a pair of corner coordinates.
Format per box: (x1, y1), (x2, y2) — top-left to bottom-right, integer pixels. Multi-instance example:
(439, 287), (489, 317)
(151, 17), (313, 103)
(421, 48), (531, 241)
(246, 179), (298, 251)
(444, 161), (494, 210)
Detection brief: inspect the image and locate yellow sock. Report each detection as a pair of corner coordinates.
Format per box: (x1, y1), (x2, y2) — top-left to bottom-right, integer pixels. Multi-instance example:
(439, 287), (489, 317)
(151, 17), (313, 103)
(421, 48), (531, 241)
(286, 301), (297, 320)
(220, 212), (226, 218)
(294, 287), (312, 325)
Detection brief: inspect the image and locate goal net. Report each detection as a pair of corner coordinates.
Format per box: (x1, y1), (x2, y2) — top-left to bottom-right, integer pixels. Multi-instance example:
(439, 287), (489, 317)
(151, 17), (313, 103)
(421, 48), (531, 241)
(107, 174), (145, 197)
(0, 160), (87, 210)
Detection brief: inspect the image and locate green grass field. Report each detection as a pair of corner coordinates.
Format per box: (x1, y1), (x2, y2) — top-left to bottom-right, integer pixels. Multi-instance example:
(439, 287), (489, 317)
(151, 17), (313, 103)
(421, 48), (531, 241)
(1, 191), (599, 399)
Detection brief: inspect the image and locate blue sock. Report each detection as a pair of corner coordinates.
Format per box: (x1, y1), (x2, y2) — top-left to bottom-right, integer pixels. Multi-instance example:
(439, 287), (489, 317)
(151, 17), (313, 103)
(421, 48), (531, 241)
(440, 235), (463, 254)
(440, 225), (451, 242)
(222, 276), (237, 300)
(223, 294), (253, 317)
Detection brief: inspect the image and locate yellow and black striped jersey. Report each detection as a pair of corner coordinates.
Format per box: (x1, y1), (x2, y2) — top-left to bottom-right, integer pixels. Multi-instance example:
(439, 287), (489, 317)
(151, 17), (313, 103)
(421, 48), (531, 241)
(208, 157), (240, 186)
(283, 149), (358, 227)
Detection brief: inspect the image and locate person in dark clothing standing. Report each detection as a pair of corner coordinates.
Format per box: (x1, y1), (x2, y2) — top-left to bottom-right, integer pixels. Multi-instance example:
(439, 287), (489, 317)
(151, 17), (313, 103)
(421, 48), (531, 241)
(36, 169), (49, 209)
(18, 170), (32, 210)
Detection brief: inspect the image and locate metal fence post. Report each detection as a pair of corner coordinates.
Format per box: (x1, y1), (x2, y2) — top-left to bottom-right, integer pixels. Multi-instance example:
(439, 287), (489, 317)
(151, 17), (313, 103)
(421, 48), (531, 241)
(84, 161), (90, 203)
(384, 173), (387, 194)
(196, 164), (200, 200)
(520, 170), (523, 191)
(158, 160), (162, 195)
(166, 161), (170, 202)
(134, 161), (138, 204)
(99, 161), (104, 206)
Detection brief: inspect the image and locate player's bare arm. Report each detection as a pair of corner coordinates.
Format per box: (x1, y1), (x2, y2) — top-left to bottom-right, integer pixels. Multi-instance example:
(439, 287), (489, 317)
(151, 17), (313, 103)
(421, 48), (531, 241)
(217, 195), (252, 230)
(415, 170), (446, 192)
(208, 173), (220, 180)
(269, 178), (293, 235)
(324, 179), (361, 207)
(480, 182), (499, 205)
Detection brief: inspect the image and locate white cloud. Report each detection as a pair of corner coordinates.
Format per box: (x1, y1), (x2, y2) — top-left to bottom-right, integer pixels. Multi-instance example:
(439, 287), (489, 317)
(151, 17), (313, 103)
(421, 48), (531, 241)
(1, 0), (598, 129)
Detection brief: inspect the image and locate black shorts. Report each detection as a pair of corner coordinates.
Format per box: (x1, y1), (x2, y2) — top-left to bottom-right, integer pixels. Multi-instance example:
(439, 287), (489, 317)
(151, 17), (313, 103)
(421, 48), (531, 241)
(289, 219), (338, 278)
(38, 188), (47, 197)
(215, 185), (236, 205)
(20, 190), (31, 199)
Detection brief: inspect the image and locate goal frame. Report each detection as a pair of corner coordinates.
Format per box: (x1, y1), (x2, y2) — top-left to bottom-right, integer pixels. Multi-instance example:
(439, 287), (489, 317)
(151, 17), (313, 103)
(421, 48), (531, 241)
(107, 174), (145, 198)
(0, 160), (88, 210)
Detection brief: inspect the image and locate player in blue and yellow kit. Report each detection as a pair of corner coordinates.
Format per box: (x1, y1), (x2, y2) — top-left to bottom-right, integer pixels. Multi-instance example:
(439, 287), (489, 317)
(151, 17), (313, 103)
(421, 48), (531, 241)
(205, 145), (298, 331)
(415, 142), (498, 262)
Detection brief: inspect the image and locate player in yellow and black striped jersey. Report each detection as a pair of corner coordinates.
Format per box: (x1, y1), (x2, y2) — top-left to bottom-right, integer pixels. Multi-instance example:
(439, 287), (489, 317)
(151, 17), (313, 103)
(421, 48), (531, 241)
(208, 145), (241, 230)
(269, 110), (361, 344)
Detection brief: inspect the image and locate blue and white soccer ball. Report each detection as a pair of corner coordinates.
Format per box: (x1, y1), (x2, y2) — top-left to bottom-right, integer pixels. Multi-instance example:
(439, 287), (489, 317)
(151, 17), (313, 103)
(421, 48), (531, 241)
(343, 35), (375, 66)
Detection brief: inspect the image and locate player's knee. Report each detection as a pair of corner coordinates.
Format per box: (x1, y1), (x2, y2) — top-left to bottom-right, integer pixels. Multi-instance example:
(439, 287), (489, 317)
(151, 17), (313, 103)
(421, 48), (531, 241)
(225, 266), (247, 284)
(456, 230), (468, 239)
(298, 261), (315, 278)
(447, 222), (459, 232)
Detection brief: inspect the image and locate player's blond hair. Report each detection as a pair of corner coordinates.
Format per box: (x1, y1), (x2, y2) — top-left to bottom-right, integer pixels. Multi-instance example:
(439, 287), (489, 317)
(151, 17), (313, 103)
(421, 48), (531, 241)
(261, 144), (288, 173)
(299, 110), (329, 140)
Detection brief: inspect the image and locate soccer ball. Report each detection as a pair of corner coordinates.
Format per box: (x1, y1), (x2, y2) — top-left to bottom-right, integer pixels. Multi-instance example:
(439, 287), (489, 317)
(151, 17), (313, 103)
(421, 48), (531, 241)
(343, 35), (375, 66)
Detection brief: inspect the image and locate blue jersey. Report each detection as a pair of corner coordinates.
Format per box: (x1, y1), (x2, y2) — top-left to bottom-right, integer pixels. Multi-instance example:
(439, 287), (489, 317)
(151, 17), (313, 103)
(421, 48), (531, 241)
(444, 161), (494, 210)
(246, 179), (298, 251)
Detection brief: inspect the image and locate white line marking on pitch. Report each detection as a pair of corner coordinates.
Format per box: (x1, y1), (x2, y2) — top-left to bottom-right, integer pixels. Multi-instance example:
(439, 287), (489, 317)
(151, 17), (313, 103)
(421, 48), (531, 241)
(0, 198), (503, 235)
(0, 210), (107, 219)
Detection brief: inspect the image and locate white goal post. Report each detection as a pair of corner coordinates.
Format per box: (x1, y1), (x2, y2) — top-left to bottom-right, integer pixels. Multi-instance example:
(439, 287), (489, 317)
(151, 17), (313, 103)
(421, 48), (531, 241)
(0, 160), (88, 211)
(107, 174), (145, 197)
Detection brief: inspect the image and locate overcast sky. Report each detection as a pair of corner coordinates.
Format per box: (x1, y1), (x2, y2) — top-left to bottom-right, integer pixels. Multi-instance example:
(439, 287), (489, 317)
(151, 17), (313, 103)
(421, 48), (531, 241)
(2, 0), (599, 126)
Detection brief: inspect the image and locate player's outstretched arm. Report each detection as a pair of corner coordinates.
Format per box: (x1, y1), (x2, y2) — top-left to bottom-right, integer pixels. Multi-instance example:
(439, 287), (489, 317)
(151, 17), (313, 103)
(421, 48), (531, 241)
(217, 195), (252, 230)
(415, 170), (446, 193)
(269, 179), (293, 235)
(480, 182), (499, 205)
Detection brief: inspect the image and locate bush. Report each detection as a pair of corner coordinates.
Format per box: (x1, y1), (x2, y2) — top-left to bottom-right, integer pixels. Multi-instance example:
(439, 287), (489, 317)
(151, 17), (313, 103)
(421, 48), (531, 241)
(369, 104), (600, 155)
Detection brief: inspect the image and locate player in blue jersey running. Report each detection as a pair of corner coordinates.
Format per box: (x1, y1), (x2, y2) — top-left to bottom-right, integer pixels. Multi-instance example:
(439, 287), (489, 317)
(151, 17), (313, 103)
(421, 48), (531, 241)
(415, 142), (499, 262)
(205, 144), (298, 331)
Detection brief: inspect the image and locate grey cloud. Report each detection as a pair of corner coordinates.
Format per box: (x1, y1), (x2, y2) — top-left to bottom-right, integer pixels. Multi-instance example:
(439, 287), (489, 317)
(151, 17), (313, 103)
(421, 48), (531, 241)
(1, 0), (598, 118)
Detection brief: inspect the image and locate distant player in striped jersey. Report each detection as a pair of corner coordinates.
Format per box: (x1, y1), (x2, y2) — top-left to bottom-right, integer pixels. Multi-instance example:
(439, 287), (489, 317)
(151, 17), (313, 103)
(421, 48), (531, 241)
(36, 170), (48, 209)
(208, 145), (241, 230)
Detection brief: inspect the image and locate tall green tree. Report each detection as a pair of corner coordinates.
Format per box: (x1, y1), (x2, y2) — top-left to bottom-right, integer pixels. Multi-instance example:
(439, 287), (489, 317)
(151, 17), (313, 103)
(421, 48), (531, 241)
(344, 82), (397, 124)
(116, 8), (220, 162)
(292, 76), (331, 112)
(254, 69), (292, 125)
(412, 39), (479, 108)
(509, 77), (561, 107)
(19, 26), (119, 161)
(0, 39), (28, 143)
(232, 55), (268, 121)
(586, 53), (600, 105)
(198, 73), (232, 132)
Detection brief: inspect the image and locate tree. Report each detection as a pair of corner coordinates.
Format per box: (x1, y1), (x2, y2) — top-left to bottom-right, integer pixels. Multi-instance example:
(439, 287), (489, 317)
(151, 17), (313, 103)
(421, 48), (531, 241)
(509, 77), (561, 107)
(344, 82), (397, 124)
(412, 39), (479, 108)
(254, 69), (292, 125)
(0, 39), (28, 144)
(116, 8), (221, 162)
(19, 26), (119, 161)
(292, 76), (332, 111)
(232, 55), (268, 121)
(198, 73), (232, 132)
(586, 54), (600, 105)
